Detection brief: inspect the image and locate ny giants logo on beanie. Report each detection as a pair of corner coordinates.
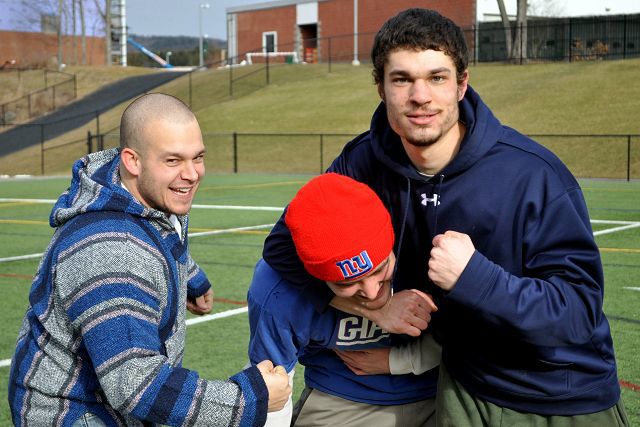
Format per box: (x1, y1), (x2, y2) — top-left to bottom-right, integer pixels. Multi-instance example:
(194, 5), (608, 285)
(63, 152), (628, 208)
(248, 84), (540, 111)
(335, 250), (373, 280)
(285, 173), (394, 283)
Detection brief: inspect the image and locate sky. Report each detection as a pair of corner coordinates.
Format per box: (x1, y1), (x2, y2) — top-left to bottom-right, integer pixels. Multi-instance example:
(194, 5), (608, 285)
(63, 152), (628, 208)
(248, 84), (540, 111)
(126, 0), (640, 40)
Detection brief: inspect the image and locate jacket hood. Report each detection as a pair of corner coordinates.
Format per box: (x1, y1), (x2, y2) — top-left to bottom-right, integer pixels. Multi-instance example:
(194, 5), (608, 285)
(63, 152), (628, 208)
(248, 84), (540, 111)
(369, 85), (503, 180)
(50, 148), (170, 228)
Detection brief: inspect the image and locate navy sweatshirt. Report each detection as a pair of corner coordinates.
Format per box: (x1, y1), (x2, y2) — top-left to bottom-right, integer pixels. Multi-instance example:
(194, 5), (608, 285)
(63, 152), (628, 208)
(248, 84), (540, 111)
(263, 86), (620, 415)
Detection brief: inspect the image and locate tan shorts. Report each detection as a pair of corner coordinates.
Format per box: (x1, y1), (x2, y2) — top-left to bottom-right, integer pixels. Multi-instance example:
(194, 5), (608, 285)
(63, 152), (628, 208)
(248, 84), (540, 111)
(292, 387), (436, 427)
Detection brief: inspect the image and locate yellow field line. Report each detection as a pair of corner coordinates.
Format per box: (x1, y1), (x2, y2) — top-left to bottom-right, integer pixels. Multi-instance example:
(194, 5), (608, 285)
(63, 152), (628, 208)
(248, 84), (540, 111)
(199, 180), (306, 192)
(0, 219), (48, 226)
(0, 202), (43, 209)
(583, 187), (640, 193)
(600, 247), (640, 254)
(189, 227), (269, 235)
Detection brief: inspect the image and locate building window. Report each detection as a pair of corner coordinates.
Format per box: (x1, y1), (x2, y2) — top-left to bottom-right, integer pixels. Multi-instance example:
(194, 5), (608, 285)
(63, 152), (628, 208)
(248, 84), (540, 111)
(263, 31), (277, 53)
(41, 14), (58, 34)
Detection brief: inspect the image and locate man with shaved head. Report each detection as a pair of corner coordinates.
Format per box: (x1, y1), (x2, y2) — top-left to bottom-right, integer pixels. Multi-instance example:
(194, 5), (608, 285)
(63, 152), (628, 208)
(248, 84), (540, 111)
(9, 93), (290, 427)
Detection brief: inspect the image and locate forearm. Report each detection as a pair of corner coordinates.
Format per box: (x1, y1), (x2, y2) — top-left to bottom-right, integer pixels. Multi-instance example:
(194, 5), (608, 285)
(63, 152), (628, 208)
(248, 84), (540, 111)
(186, 254), (212, 299)
(389, 333), (441, 375)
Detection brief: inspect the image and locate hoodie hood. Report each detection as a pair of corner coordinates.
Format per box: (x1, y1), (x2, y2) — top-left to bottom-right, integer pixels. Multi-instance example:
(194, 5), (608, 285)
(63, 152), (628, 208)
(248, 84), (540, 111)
(369, 85), (503, 180)
(50, 148), (173, 230)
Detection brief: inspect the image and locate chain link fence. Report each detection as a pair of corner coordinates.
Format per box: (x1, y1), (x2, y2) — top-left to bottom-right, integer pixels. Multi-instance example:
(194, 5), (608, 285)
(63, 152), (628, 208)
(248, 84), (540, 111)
(0, 69), (77, 126)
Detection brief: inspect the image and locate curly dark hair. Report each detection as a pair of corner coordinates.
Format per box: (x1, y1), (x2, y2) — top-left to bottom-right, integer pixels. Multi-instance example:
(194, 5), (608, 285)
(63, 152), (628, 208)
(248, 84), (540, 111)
(371, 8), (469, 85)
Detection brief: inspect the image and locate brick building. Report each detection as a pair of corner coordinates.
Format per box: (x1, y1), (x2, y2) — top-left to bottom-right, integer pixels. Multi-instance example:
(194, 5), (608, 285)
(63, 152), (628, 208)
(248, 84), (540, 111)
(0, 0), (106, 67)
(226, 0), (476, 64)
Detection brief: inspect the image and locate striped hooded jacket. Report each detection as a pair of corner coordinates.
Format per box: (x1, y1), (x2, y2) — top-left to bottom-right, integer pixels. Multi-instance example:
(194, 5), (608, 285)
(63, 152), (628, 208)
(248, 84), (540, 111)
(9, 149), (268, 427)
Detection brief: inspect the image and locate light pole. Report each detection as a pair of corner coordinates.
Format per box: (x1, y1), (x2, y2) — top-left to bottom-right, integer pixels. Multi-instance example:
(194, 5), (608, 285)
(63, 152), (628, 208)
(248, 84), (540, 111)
(352, 0), (359, 65)
(199, 3), (210, 68)
(165, 51), (172, 65)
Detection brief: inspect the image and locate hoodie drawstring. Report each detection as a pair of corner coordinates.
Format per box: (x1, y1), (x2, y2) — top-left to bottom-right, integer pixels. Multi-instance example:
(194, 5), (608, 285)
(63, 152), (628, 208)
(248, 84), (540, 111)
(432, 174), (444, 239)
(390, 177), (411, 295)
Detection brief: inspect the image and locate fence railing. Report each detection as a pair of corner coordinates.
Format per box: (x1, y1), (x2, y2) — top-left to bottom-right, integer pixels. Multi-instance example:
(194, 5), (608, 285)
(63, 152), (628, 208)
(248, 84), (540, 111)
(0, 68), (77, 126)
(229, 14), (640, 68)
(1, 122), (638, 180)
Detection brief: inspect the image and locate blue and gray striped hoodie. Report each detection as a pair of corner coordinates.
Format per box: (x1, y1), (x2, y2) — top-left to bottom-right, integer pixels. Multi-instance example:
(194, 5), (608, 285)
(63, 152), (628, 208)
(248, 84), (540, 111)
(9, 148), (268, 427)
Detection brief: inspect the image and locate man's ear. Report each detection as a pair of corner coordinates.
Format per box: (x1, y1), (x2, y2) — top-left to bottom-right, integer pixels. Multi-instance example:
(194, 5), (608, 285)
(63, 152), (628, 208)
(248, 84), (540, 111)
(120, 147), (141, 177)
(377, 83), (385, 103)
(457, 69), (469, 101)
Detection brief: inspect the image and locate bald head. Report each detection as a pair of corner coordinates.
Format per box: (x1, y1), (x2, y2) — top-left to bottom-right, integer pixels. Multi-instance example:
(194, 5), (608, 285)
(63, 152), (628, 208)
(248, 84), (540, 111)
(120, 93), (196, 152)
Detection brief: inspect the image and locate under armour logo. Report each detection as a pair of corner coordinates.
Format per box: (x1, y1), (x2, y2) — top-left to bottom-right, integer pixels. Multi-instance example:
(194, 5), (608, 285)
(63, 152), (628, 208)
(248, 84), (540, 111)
(421, 193), (440, 206)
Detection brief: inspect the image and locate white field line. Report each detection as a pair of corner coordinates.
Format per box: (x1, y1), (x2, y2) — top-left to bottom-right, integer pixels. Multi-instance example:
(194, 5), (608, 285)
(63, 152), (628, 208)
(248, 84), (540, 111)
(1, 201), (638, 365)
(2, 218), (638, 264)
(0, 198), (58, 204)
(0, 306), (250, 369)
(190, 224), (274, 237)
(591, 220), (640, 236)
(0, 253), (44, 263)
(0, 224), (277, 263)
(191, 204), (282, 211)
(0, 198), (283, 212)
(186, 306), (248, 326)
(623, 287), (640, 292)
(0, 199), (283, 263)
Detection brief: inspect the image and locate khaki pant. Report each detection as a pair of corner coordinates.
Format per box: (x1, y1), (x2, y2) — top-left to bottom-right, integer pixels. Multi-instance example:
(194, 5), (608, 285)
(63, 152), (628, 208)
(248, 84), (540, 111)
(292, 387), (436, 427)
(436, 362), (630, 427)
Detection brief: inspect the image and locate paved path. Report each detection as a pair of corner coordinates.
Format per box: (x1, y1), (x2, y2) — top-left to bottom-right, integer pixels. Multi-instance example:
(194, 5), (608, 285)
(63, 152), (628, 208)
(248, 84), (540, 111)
(0, 70), (188, 157)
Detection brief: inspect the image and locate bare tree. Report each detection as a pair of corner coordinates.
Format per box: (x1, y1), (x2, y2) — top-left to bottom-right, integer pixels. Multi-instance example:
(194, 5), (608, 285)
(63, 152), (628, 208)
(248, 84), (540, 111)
(57, 0), (64, 68)
(496, 0), (528, 62)
(496, 0), (512, 60)
(79, 0), (87, 65)
(512, 0), (527, 62)
(71, 0), (77, 65)
(93, 0), (112, 66)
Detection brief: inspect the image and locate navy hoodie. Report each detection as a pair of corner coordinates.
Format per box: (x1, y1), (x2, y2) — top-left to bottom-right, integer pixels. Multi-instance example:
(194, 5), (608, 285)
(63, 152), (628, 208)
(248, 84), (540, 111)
(263, 85), (620, 415)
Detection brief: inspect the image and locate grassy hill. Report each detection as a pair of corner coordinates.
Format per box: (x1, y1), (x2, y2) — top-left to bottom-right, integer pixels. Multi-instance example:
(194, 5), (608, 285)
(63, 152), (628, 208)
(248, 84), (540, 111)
(195, 59), (640, 135)
(0, 59), (639, 176)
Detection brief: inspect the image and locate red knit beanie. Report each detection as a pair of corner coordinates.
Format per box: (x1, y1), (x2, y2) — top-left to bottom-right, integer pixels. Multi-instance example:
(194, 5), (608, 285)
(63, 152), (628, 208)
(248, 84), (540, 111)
(285, 173), (394, 282)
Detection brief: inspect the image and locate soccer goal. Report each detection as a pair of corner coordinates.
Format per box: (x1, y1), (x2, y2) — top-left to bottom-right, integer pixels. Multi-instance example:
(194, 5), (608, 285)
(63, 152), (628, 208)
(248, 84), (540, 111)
(245, 51), (299, 65)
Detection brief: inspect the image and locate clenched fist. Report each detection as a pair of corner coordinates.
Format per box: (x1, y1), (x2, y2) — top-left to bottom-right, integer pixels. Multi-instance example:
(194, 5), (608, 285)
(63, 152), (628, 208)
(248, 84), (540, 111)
(256, 360), (291, 412)
(428, 230), (475, 291)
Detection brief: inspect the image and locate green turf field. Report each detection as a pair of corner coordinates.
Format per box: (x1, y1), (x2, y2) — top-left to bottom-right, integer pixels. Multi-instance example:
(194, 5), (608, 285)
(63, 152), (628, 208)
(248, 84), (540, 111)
(0, 174), (638, 425)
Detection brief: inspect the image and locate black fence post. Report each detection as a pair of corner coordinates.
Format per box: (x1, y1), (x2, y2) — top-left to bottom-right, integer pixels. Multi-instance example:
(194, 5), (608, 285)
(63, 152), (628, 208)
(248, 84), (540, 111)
(266, 51), (270, 85)
(28, 94), (32, 118)
(74, 74), (77, 99)
(1, 103), (5, 126)
(627, 135), (631, 182)
(569, 19), (573, 62)
(40, 124), (45, 176)
(229, 62), (233, 97)
(520, 22), (524, 65)
(319, 134), (324, 174)
(52, 84), (57, 110)
(233, 132), (238, 173)
(189, 71), (193, 108)
(623, 15), (627, 60)
(95, 110), (100, 138)
(328, 37), (332, 73)
(474, 25), (478, 66)
(87, 130), (93, 154)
